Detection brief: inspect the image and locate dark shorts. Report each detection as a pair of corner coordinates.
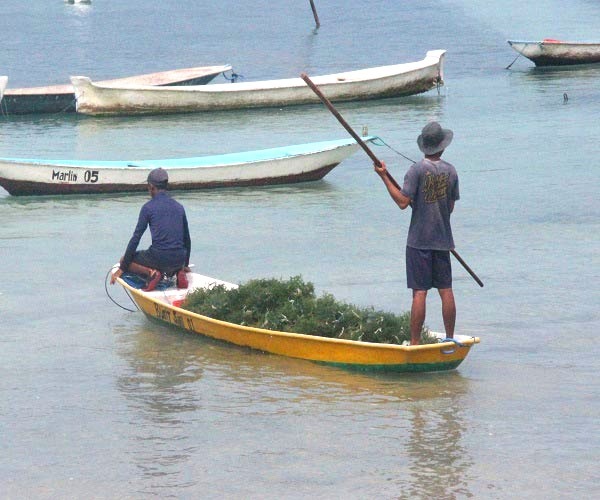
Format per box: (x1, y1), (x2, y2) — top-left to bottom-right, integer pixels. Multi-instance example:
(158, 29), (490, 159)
(132, 249), (161, 270)
(132, 249), (186, 274)
(406, 246), (452, 290)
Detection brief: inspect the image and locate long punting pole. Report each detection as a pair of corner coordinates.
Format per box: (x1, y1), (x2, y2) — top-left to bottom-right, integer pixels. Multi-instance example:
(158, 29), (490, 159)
(300, 72), (484, 288)
(309, 0), (321, 28)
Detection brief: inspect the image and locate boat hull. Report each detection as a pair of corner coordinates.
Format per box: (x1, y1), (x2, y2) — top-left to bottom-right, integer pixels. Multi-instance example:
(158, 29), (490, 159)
(71, 50), (445, 116)
(1, 65), (230, 114)
(117, 271), (479, 373)
(0, 137), (369, 196)
(508, 40), (600, 66)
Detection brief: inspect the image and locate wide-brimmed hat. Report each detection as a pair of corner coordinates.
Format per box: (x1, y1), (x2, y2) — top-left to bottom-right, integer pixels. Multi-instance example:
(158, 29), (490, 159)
(417, 121), (453, 155)
(147, 167), (168, 186)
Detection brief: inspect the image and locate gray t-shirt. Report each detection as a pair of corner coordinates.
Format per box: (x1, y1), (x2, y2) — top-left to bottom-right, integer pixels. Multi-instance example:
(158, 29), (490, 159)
(401, 158), (459, 250)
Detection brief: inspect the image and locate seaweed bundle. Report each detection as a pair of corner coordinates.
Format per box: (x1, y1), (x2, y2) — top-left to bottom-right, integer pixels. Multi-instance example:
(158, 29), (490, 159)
(182, 276), (436, 345)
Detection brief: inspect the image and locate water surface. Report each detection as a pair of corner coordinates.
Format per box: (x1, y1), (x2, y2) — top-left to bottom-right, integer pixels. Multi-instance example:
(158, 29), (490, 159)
(1, 1), (599, 498)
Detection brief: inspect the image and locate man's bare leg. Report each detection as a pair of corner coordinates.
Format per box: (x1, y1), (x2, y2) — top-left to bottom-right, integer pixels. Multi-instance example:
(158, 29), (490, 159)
(438, 287), (456, 338)
(123, 260), (157, 279)
(410, 290), (428, 345)
(111, 258), (159, 286)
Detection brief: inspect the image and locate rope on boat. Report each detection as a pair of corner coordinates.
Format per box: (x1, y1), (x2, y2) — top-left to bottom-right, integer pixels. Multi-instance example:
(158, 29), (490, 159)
(505, 53), (521, 69)
(222, 69), (243, 83)
(441, 338), (465, 347)
(440, 337), (465, 354)
(104, 267), (139, 313)
(53, 96), (78, 115)
(371, 136), (416, 164)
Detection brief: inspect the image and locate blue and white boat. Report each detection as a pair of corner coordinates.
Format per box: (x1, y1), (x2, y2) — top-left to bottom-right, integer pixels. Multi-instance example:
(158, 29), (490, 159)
(0, 137), (374, 196)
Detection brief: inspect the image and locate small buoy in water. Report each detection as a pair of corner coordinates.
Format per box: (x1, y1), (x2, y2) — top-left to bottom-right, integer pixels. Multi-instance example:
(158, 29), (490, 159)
(563, 92), (568, 103)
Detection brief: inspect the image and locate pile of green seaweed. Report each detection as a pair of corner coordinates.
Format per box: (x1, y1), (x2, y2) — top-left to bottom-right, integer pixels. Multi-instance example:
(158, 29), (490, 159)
(183, 275), (436, 345)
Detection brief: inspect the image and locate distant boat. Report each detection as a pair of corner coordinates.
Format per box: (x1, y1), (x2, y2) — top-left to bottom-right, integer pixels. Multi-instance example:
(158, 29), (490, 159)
(0, 137), (373, 196)
(507, 39), (600, 66)
(114, 268), (480, 373)
(70, 50), (446, 116)
(65, 0), (92, 4)
(0, 65), (231, 115)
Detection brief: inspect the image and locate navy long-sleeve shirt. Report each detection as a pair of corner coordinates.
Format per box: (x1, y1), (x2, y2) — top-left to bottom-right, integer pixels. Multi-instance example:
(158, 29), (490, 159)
(121, 191), (191, 272)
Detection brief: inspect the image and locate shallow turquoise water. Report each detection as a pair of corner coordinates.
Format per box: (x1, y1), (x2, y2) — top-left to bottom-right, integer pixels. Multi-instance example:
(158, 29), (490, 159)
(1, 1), (599, 498)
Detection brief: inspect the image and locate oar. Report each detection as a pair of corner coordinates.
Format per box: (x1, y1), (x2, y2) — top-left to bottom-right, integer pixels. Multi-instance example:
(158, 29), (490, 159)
(309, 0), (321, 28)
(300, 72), (484, 288)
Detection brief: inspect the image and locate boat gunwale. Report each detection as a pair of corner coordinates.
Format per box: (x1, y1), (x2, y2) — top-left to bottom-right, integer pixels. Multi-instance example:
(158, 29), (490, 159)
(508, 40), (600, 47)
(73, 51), (446, 94)
(0, 137), (371, 169)
(3, 64), (233, 96)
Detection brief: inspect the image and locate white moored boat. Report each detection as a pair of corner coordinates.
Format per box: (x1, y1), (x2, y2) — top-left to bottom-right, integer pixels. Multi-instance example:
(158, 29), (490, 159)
(70, 50), (446, 116)
(0, 137), (375, 196)
(507, 39), (600, 66)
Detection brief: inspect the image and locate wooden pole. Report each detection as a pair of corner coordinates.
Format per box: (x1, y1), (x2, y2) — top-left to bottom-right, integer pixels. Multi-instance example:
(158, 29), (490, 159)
(300, 73), (380, 166)
(309, 0), (321, 28)
(448, 249), (484, 287)
(300, 72), (484, 288)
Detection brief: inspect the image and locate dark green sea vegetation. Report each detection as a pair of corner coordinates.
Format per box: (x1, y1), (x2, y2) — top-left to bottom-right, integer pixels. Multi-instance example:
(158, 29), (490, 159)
(182, 276), (437, 345)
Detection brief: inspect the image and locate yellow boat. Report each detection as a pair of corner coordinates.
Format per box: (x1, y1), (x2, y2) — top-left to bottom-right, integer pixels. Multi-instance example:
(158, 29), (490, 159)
(115, 269), (480, 373)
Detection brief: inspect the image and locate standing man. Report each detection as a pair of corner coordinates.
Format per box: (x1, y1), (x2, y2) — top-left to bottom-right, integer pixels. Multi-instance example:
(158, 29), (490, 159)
(374, 121), (459, 345)
(110, 168), (191, 291)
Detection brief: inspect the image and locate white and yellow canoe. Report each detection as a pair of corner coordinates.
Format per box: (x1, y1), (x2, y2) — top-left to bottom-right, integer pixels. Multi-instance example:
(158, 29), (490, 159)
(115, 269), (479, 373)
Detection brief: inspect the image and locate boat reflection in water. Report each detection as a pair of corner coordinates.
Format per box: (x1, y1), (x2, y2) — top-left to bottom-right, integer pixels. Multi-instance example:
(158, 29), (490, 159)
(114, 313), (474, 496)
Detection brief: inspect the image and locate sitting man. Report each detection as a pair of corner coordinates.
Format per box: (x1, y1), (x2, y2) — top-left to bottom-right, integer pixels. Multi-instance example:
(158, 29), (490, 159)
(110, 168), (191, 291)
